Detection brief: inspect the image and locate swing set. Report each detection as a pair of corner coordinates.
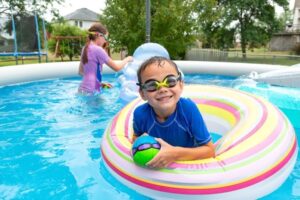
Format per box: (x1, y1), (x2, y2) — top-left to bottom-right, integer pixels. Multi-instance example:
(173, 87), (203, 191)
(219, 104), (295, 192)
(51, 35), (86, 61)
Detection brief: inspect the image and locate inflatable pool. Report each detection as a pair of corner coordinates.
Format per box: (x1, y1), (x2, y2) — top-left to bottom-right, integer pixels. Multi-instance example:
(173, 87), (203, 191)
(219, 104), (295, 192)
(252, 66), (300, 88)
(101, 85), (298, 200)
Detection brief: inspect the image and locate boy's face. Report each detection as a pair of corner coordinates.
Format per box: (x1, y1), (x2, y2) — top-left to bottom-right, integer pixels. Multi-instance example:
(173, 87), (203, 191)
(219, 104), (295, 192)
(139, 61), (183, 117)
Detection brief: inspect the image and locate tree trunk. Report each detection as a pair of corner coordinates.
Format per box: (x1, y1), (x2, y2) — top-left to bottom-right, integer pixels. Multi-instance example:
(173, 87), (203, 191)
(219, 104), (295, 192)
(241, 39), (247, 59)
(240, 24), (247, 59)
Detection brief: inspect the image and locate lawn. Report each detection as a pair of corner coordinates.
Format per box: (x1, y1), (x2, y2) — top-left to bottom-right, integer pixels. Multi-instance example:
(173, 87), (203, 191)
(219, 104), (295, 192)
(1, 48), (300, 67)
(185, 48), (300, 66)
(0, 51), (121, 67)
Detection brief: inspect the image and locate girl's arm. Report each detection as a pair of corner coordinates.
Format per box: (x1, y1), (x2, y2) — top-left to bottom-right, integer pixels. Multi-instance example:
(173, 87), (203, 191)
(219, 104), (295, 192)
(106, 56), (133, 72)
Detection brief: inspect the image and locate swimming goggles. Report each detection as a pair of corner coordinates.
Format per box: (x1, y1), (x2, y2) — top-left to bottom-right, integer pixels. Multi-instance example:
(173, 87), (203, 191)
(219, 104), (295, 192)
(137, 74), (182, 92)
(99, 33), (108, 41)
(89, 31), (108, 41)
(132, 143), (161, 156)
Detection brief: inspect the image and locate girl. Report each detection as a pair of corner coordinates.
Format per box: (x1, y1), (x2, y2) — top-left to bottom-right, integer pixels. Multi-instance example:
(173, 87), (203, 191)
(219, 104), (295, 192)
(78, 23), (132, 94)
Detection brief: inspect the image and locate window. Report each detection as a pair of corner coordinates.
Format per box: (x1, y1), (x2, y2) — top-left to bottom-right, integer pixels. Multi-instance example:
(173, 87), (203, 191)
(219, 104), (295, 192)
(79, 21), (83, 28)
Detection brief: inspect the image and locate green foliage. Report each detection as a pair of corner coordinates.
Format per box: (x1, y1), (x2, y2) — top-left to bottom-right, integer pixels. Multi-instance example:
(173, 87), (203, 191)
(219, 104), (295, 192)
(277, 10), (293, 31)
(48, 24), (86, 61)
(192, 0), (231, 49)
(0, 0), (64, 17)
(100, 0), (196, 59)
(194, 0), (288, 56)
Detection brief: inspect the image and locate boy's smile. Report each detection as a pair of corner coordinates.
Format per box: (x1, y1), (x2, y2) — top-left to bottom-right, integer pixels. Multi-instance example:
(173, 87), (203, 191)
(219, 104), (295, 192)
(139, 61), (183, 121)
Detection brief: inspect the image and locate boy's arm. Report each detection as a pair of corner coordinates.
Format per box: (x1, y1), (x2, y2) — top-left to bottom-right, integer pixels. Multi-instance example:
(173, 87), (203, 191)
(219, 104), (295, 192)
(171, 140), (215, 160)
(131, 134), (138, 144)
(147, 139), (215, 169)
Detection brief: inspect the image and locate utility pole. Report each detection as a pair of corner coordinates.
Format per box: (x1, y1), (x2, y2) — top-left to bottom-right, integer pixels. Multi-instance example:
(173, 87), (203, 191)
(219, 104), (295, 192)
(145, 0), (151, 42)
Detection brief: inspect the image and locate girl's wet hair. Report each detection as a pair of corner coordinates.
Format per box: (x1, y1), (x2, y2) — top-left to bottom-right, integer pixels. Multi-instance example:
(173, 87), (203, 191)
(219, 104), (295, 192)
(87, 23), (107, 41)
(137, 56), (180, 84)
(82, 23), (108, 64)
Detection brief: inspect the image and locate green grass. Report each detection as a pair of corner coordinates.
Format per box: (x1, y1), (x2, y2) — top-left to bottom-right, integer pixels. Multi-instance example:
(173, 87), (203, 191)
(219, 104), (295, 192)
(1, 49), (300, 67)
(186, 48), (300, 66)
(226, 50), (300, 66)
(226, 57), (300, 66)
(0, 51), (122, 67)
(0, 57), (48, 67)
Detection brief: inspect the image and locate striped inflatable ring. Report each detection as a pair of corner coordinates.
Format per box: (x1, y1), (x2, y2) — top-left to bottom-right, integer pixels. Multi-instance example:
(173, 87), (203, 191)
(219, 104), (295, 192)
(101, 85), (298, 199)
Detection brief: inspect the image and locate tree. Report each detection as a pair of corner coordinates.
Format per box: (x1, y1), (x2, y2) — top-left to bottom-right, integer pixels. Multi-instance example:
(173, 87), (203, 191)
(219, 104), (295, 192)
(193, 0), (235, 49)
(222, 0), (288, 56)
(100, 0), (196, 59)
(277, 9), (293, 31)
(0, 0), (64, 17)
(48, 24), (86, 61)
(194, 0), (288, 56)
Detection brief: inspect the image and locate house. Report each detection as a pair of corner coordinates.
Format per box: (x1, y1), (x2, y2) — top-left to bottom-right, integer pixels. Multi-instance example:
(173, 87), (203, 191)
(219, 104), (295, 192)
(269, 0), (300, 51)
(64, 8), (100, 29)
(292, 0), (300, 31)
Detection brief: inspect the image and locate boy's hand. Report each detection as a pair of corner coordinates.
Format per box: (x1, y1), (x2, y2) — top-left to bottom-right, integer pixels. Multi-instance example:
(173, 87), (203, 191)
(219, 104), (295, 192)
(146, 138), (177, 169)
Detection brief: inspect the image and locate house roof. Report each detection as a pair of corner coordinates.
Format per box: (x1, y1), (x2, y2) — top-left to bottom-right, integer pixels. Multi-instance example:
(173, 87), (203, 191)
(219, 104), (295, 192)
(64, 8), (100, 22)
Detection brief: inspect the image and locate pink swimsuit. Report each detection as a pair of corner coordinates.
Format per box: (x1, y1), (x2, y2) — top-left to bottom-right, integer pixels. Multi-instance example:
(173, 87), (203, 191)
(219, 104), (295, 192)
(79, 44), (109, 94)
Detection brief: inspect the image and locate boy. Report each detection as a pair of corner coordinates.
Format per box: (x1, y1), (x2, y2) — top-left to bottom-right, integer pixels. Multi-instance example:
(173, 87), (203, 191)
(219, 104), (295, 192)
(133, 56), (215, 168)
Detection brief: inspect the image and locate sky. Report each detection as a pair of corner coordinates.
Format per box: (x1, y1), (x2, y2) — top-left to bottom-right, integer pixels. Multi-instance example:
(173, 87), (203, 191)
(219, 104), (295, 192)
(58, 0), (106, 16)
(277, 0), (295, 14)
(45, 0), (106, 20)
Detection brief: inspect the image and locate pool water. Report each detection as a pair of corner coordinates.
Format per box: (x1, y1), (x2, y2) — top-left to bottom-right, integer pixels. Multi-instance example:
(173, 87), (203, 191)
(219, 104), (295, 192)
(0, 74), (299, 200)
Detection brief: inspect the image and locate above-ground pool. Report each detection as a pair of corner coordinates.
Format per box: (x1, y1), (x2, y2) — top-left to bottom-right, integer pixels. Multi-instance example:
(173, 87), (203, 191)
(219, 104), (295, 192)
(0, 73), (299, 200)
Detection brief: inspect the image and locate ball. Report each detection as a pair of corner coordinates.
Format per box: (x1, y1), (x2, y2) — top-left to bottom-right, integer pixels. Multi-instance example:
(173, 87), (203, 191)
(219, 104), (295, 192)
(131, 135), (161, 166)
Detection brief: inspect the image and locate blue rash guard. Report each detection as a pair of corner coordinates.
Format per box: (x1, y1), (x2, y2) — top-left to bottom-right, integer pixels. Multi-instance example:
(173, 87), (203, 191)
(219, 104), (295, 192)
(133, 98), (211, 147)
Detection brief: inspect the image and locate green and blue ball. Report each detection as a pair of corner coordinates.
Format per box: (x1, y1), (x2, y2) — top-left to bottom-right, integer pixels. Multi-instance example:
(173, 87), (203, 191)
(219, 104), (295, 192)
(131, 135), (161, 166)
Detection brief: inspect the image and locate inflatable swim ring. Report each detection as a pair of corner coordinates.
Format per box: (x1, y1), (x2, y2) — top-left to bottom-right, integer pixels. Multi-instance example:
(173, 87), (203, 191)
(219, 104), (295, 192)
(101, 85), (298, 200)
